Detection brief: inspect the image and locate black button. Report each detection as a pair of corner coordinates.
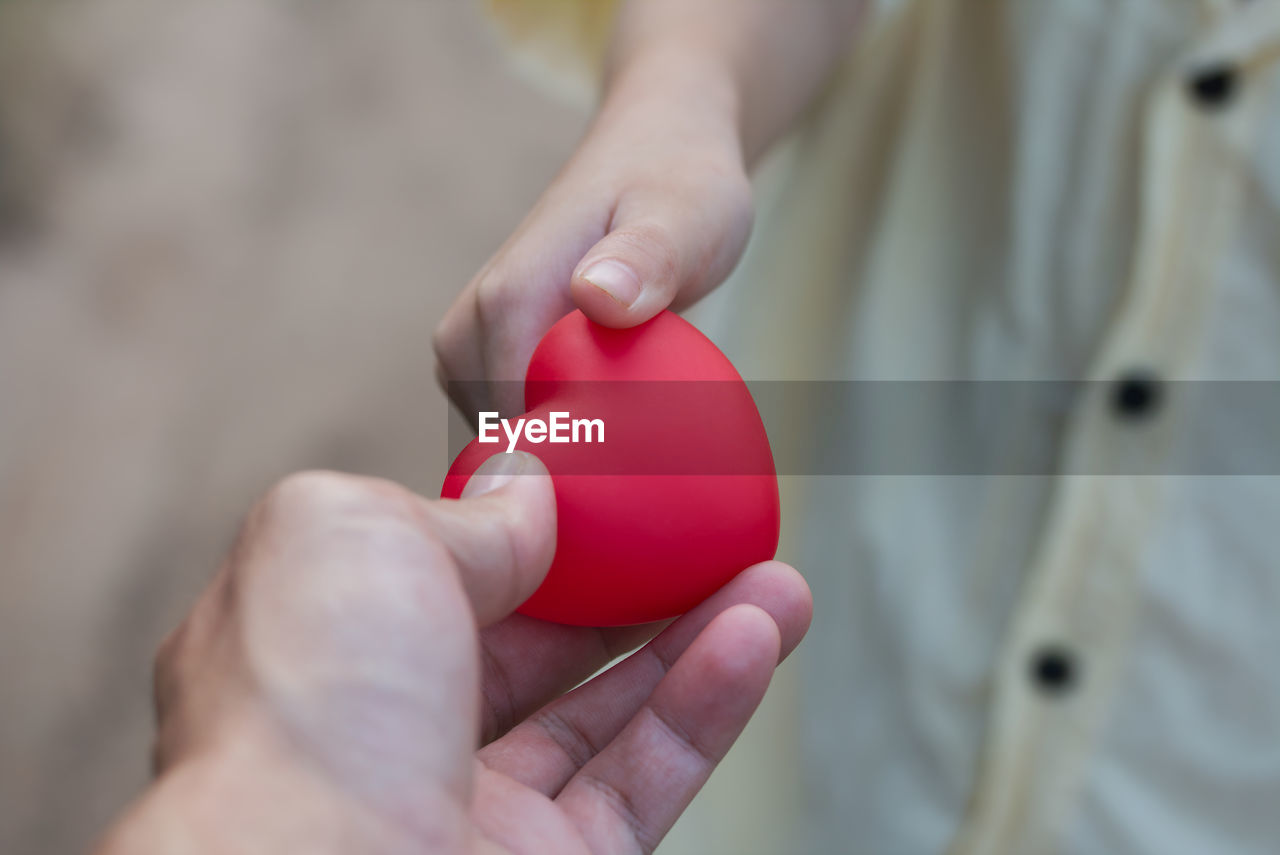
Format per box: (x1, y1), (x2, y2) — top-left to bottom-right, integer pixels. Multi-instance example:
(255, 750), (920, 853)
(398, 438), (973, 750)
(1111, 370), (1163, 420)
(1187, 64), (1238, 108)
(1030, 645), (1078, 695)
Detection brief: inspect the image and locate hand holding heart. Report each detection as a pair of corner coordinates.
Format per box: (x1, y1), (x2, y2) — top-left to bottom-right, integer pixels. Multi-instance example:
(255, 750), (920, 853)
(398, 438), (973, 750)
(431, 53), (755, 423)
(96, 465), (811, 855)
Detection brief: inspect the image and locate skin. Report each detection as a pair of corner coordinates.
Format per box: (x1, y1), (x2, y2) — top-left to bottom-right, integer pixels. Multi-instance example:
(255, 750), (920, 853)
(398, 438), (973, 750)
(96, 452), (813, 854)
(434, 0), (866, 420)
(100, 2), (861, 848)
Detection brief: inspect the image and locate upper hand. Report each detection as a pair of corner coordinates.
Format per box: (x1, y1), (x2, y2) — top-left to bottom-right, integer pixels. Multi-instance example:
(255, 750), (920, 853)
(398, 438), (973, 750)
(433, 68), (755, 420)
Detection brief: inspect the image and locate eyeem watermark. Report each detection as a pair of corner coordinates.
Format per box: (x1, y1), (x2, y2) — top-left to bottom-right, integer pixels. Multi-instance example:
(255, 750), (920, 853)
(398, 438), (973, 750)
(451, 381), (1280, 475)
(478, 411), (605, 453)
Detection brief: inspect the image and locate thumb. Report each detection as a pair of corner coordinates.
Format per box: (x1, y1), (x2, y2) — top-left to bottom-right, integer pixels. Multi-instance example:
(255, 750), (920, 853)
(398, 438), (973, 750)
(570, 172), (754, 328)
(428, 451), (557, 626)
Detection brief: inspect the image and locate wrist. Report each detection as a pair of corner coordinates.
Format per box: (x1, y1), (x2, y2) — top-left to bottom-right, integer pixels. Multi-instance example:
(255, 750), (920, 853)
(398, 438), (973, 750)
(595, 1), (864, 167)
(96, 726), (436, 855)
(595, 44), (746, 171)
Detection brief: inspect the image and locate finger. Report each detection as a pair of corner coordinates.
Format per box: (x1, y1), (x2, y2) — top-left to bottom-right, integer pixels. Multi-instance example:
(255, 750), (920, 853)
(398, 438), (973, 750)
(219, 471), (496, 800)
(433, 356), (492, 431)
(436, 273), (574, 421)
(477, 615), (665, 744)
(477, 561), (810, 793)
(570, 172), (753, 329)
(434, 195), (608, 420)
(428, 451), (557, 626)
(556, 604), (781, 855)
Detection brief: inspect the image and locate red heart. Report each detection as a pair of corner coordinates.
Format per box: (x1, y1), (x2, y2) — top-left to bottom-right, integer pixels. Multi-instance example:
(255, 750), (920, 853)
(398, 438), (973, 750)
(441, 310), (780, 626)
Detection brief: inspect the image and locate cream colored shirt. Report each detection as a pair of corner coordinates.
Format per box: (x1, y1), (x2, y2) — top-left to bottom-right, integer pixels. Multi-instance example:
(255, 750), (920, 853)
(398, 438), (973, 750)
(487, 1), (1280, 853)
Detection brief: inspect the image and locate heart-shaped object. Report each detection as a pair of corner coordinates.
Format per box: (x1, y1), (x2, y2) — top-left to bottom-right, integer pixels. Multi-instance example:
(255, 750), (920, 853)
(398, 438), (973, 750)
(441, 310), (779, 626)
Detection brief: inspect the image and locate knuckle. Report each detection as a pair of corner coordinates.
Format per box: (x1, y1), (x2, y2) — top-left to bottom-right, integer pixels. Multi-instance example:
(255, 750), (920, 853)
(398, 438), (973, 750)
(473, 273), (516, 331)
(528, 705), (602, 769)
(428, 494), (522, 571)
(150, 624), (191, 773)
(577, 771), (660, 854)
(432, 295), (477, 372)
(614, 221), (682, 286)
(482, 489), (552, 578)
(258, 471), (415, 534)
(646, 703), (718, 768)
(430, 326), (470, 405)
(263, 469), (372, 515)
(247, 476), (454, 632)
(431, 319), (457, 370)
(151, 624), (185, 706)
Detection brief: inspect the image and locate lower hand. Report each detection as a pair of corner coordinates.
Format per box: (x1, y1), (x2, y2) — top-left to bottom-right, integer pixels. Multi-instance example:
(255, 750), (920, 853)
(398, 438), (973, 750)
(97, 453), (812, 854)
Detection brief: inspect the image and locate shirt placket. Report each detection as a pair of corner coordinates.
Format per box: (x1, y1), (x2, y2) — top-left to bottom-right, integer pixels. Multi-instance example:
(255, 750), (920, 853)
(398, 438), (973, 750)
(948, 5), (1279, 853)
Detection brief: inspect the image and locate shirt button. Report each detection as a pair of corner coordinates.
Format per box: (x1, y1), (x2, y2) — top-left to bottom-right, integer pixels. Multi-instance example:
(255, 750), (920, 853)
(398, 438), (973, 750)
(1111, 369), (1163, 421)
(1186, 64), (1239, 108)
(1030, 645), (1079, 696)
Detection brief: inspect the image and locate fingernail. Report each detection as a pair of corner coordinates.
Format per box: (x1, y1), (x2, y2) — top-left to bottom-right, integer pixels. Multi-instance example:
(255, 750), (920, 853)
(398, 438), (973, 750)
(580, 259), (643, 308)
(462, 451), (531, 498)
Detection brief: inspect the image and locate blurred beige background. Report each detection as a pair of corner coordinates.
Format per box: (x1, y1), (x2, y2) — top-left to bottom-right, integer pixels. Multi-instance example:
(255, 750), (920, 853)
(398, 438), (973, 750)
(0, 2), (802, 853)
